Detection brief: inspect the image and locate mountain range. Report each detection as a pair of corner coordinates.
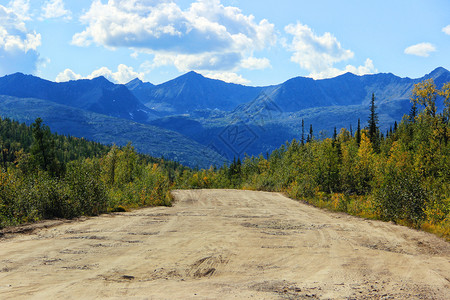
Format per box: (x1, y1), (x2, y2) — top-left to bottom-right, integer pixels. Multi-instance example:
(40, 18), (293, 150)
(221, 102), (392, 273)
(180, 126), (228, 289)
(0, 73), (159, 123)
(126, 71), (263, 114)
(1, 67), (449, 166)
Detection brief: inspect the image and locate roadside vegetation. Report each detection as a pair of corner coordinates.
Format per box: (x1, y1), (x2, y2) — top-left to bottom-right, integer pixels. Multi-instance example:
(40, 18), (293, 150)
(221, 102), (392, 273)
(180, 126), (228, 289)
(179, 79), (450, 240)
(0, 117), (186, 228)
(1, 79), (449, 240)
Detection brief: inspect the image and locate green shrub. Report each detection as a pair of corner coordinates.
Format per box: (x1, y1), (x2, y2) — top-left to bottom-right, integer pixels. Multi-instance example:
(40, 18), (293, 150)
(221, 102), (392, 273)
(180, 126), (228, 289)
(65, 159), (108, 216)
(375, 171), (427, 226)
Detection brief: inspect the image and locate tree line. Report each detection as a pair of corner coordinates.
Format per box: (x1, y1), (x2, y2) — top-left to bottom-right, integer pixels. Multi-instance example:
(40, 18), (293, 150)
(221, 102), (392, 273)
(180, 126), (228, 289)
(0, 117), (187, 228)
(2, 78), (449, 239)
(178, 79), (450, 239)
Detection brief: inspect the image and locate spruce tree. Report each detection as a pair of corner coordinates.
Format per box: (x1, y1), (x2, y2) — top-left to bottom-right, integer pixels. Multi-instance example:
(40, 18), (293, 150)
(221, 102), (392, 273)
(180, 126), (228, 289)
(332, 127), (337, 147)
(367, 93), (379, 152)
(356, 118), (361, 146)
(0, 138), (6, 171)
(236, 157), (242, 174)
(31, 118), (59, 175)
(309, 124), (313, 141)
(301, 119), (305, 145)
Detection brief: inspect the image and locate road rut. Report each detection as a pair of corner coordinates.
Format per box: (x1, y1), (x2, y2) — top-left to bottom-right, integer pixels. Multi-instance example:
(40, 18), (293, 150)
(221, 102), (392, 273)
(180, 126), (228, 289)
(1, 189), (449, 299)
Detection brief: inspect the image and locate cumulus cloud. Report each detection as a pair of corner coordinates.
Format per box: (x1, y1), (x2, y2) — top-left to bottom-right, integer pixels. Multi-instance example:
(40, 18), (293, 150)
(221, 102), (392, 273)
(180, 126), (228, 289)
(55, 64), (145, 84)
(0, 3), (41, 75)
(150, 51), (243, 72)
(309, 58), (377, 79)
(283, 22), (377, 79)
(72, 0), (275, 75)
(240, 56), (271, 70)
(404, 42), (436, 57)
(203, 71), (250, 85)
(8, 0), (31, 21)
(284, 22), (355, 76)
(55, 68), (83, 82)
(40, 0), (72, 20)
(442, 25), (450, 35)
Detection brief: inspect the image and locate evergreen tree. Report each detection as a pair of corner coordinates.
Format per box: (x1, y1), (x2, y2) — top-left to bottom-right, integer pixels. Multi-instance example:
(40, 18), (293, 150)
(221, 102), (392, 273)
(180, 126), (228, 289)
(236, 157), (242, 174)
(0, 138), (6, 171)
(309, 124), (313, 141)
(332, 127), (337, 147)
(301, 119), (305, 145)
(367, 93), (379, 152)
(356, 119), (361, 146)
(30, 118), (59, 175)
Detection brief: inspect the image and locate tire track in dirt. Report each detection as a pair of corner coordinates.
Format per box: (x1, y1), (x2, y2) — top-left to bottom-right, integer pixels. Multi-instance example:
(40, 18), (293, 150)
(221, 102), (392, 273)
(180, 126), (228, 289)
(0, 189), (449, 299)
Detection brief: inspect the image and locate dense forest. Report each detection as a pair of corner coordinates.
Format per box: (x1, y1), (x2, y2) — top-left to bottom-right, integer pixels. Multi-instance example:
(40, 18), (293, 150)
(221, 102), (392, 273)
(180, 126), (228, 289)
(177, 79), (450, 239)
(0, 117), (187, 228)
(1, 78), (449, 240)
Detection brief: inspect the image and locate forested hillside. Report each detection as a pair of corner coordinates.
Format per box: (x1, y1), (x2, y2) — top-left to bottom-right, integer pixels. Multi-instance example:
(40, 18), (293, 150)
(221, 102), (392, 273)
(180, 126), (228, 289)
(0, 95), (226, 168)
(2, 78), (449, 240)
(0, 117), (187, 228)
(177, 79), (450, 239)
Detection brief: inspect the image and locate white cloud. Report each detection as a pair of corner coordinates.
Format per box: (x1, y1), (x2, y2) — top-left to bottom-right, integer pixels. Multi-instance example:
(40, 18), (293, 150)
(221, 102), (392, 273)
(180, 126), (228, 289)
(404, 42), (436, 57)
(283, 22), (377, 79)
(90, 64), (145, 83)
(442, 25), (450, 35)
(203, 71), (250, 85)
(150, 51), (244, 72)
(8, 0), (30, 21)
(0, 27), (40, 53)
(72, 0), (276, 73)
(309, 58), (377, 79)
(0, 3), (41, 75)
(35, 57), (51, 77)
(40, 0), (72, 20)
(55, 68), (83, 82)
(240, 56), (271, 70)
(284, 22), (354, 76)
(55, 64), (145, 84)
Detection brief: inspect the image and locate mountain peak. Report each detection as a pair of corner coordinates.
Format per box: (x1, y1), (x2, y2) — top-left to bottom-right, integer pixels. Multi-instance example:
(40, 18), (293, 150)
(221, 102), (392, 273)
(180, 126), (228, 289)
(167, 71), (206, 85)
(184, 71), (204, 79)
(422, 67), (450, 82)
(429, 67), (449, 76)
(127, 78), (143, 85)
(186, 70), (201, 76)
(334, 72), (359, 79)
(90, 76), (111, 83)
(0, 72), (54, 87)
(7, 72), (26, 77)
(4, 72), (37, 80)
(125, 77), (144, 89)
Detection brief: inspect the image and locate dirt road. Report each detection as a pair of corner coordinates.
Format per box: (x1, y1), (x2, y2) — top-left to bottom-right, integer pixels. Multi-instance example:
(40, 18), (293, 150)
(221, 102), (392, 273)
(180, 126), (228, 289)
(1, 190), (449, 299)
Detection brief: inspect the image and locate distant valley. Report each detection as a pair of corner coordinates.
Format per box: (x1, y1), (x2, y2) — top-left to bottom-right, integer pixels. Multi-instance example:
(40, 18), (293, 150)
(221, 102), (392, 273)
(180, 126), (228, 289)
(1, 67), (449, 166)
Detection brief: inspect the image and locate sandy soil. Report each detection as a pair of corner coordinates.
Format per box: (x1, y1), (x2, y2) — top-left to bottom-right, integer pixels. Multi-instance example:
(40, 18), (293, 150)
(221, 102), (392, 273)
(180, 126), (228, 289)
(0, 189), (449, 299)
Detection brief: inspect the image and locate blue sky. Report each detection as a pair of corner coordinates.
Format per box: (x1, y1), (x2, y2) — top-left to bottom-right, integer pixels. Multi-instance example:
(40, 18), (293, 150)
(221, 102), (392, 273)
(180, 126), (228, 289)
(1, 0), (449, 86)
